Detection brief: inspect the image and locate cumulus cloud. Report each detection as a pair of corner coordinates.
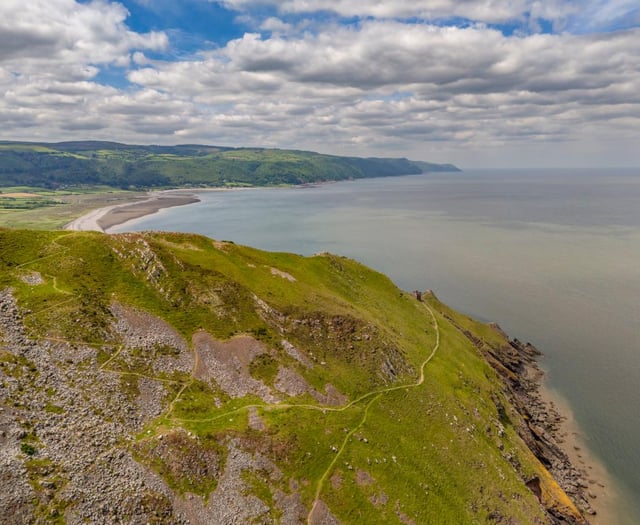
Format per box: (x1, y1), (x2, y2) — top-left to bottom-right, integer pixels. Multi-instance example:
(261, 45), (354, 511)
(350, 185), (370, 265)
(217, 0), (640, 33)
(0, 0), (172, 141)
(126, 21), (640, 154)
(1, 1), (639, 166)
(0, 0), (166, 66)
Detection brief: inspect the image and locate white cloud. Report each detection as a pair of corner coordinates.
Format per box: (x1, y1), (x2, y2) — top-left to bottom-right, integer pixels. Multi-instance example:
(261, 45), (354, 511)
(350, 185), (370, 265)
(123, 20), (640, 164)
(0, 0), (167, 66)
(218, 0), (640, 32)
(0, 1), (639, 166)
(217, 0), (578, 24)
(260, 17), (294, 33)
(0, 1), (173, 142)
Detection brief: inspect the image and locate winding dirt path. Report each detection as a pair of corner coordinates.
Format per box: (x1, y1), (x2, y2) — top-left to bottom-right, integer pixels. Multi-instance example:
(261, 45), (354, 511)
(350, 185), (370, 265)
(307, 301), (440, 523)
(12, 236), (442, 521)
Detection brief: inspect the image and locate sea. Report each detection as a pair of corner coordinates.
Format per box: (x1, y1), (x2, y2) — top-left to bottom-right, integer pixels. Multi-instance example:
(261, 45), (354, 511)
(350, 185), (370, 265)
(112, 168), (640, 523)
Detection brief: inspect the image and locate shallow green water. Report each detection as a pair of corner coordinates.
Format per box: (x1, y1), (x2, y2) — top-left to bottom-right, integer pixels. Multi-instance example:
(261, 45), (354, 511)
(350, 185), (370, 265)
(113, 169), (640, 522)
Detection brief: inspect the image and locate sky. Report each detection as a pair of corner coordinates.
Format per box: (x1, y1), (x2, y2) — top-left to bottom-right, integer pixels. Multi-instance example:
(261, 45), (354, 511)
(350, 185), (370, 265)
(1, 1), (639, 168)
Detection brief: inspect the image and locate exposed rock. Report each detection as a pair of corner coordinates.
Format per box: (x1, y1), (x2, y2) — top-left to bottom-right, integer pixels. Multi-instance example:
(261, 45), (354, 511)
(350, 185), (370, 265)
(312, 383), (348, 407)
(281, 339), (313, 368)
(274, 366), (310, 397)
(270, 267), (297, 282)
(0, 289), (188, 524)
(18, 271), (44, 286)
(447, 311), (591, 524)
(192, 332), (279, 403)
(110, 302), (192, 376)
(173, 440), (281, 524)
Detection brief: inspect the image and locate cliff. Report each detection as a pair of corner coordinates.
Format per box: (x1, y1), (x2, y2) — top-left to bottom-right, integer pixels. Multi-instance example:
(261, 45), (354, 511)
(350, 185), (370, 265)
(0, 229), (587, 524)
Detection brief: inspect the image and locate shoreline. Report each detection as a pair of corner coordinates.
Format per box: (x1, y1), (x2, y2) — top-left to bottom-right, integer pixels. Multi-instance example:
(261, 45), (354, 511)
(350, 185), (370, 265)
(445, 313), (620, 524)
(64, 189), (621, 523)
(64, 191), (201, 233)
(501, 337), (620, 523)
(64, 182), (340, 234)
(538, 383), (620, 524)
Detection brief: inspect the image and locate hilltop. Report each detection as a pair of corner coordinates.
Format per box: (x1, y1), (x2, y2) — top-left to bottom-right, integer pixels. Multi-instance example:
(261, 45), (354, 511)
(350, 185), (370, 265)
(0, 141), (460, 190)
(0, 229), (590, 524)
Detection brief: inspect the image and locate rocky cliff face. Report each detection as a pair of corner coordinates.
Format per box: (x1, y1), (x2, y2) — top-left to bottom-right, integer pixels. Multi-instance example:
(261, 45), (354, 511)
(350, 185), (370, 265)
(0, 229), (589, 524)
(440, 308), (594, 523)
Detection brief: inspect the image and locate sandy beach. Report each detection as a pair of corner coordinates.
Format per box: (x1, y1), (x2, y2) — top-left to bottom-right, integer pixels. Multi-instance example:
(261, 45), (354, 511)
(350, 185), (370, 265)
(64, 191), (200, 232)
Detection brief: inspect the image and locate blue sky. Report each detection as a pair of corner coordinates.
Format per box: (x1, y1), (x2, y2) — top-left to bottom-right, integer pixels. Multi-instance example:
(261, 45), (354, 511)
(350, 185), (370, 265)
(1, 0), (639, 167)
(118, 1), (246, 51)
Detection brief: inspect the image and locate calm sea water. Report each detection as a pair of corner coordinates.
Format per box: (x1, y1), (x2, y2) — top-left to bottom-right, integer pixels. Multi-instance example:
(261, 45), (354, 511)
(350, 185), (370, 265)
(113, 169), (640, 522)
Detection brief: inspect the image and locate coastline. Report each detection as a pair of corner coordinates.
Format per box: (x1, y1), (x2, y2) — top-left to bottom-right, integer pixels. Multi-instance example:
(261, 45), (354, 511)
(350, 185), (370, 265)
(64, 191), (201, 233)
(64, 189), (621, 523)
(538, 383), (620, 524)
(441, 311), (619, 524)
(497, 336), (620, 523)
(64, 183), (336, 234)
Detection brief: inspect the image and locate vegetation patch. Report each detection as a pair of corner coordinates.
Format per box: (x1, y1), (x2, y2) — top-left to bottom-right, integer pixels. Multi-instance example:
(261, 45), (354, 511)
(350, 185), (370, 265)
(44, 403), (65, 414)
(249, 354), (279, 386)
(20, 442), (37, 456)
(133, 430), (223, 497)
(0, 141), (458, 191)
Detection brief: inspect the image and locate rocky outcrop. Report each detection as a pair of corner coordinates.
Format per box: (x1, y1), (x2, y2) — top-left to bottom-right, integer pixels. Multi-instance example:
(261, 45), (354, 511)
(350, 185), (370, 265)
(445, 311), (593, 524)
(0, 289), (187, 523)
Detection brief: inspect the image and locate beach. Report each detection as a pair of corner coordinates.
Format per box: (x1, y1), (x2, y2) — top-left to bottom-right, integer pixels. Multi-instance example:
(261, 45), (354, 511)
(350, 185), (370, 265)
(64, 191), (200, 232)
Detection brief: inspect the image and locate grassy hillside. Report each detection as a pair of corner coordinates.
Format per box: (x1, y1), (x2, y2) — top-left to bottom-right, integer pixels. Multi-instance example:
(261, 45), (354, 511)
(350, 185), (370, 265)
(0, 141), (460, 190)
(0, 229), (585, 524)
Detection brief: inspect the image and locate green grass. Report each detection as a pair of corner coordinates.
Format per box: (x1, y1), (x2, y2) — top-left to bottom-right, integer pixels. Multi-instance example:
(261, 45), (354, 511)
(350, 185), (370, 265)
(249, 354), (279, 385)
(0, 140), (458, 193)
(0, 228), (577, 523)
(20, 442), (37, 456)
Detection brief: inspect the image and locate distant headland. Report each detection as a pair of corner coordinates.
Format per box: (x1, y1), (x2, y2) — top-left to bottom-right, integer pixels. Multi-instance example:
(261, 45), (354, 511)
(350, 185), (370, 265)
(0, 140), (460, 190)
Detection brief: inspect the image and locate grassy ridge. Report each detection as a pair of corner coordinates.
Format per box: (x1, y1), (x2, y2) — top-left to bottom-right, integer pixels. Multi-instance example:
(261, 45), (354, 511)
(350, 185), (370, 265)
(0, 229), (580, 523)
(0, 141), (459, 190)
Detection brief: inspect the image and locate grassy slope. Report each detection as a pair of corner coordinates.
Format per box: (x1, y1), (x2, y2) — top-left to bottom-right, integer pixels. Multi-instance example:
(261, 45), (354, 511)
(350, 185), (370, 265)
(0, 141), (459, 191)
(0, 229), (577, 523)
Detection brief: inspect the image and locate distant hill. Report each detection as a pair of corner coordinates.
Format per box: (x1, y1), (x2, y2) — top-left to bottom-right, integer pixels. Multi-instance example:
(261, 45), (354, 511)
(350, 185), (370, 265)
(0, 228), (589, 524)
(0, 141), (460, 190)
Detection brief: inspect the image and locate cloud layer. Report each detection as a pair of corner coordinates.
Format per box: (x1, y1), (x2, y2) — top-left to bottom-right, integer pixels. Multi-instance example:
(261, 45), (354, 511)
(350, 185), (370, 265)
(1, 0), (639, 166)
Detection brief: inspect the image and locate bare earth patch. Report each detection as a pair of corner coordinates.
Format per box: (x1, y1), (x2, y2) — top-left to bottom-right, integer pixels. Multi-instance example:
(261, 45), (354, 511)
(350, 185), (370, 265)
(330, 471), (344, 491)
(356, 469), (374, 486)
(270, 267), (297, 282)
